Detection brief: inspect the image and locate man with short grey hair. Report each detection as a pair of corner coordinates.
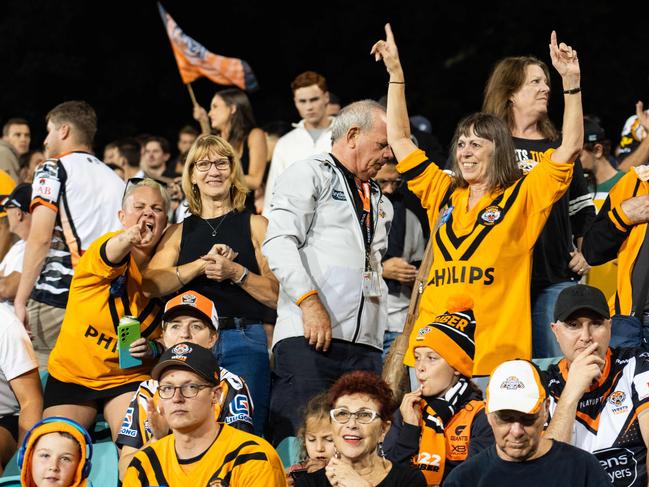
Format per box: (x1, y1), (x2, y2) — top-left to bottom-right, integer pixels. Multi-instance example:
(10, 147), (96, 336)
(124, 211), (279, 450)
(263, 100), (393, 445)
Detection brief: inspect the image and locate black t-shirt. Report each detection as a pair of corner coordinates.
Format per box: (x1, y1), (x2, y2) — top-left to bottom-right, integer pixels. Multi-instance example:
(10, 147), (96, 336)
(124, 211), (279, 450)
(512, 137), (595, 292)
(443, 442), (612, 487)
(295, 462), (426, 487)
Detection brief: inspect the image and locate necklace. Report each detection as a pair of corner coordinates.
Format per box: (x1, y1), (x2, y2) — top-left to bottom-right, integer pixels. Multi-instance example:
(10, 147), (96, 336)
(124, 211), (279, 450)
(202, 211), (230, 237)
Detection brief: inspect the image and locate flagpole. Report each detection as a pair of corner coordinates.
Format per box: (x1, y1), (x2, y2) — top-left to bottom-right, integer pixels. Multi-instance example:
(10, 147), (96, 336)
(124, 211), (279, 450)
(186, 83), (198, 107)
(187, 83), (211, 135)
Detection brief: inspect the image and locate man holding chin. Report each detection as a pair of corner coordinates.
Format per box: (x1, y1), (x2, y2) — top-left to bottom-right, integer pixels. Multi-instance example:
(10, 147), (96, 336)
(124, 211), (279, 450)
(545, 284), (649, 486)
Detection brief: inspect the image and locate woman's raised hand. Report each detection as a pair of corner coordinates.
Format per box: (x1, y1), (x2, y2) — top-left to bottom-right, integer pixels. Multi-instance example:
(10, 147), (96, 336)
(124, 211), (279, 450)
(370, 23), (402, 75)
(549, 30), (580, 80)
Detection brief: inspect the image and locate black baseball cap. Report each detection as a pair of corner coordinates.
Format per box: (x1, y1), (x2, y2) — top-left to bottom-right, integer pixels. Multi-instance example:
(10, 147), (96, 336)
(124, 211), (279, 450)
(553, 284), (610, 322)
(584, 117), (607, 144)
(151, 342), (220, 385)
(0, 183), (32, 212)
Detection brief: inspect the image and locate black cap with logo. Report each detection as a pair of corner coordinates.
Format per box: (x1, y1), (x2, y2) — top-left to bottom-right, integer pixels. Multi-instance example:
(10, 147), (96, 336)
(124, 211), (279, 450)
(151, 342), (220, 385)
(0, 183), (32, 212)
(584, 116), (607, 144)
(553, 284), (610, 322)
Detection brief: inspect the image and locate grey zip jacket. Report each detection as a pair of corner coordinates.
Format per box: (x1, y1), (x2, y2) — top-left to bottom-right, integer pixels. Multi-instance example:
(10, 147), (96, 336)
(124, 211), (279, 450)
(263, 152), (393, 350)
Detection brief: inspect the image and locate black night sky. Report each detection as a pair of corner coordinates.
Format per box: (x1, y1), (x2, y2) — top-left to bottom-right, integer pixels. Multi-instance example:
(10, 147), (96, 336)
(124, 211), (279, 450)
(1, 1), (646, 158)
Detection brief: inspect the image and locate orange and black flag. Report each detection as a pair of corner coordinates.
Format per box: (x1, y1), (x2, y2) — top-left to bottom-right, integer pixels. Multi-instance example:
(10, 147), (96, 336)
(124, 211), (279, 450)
(158, 3), (259, 92)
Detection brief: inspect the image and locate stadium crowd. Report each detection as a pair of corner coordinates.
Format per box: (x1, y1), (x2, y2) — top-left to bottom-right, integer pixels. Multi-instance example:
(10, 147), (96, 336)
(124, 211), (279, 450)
(2, 24), (649, 487)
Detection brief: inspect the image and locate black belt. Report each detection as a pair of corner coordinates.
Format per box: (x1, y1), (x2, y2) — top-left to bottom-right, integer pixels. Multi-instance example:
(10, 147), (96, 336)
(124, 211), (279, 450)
(218, 317), (259, 330)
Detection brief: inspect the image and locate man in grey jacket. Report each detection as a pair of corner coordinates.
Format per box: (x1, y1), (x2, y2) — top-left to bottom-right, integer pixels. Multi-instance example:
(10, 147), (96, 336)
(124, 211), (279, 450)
(263, 100), (393, 445)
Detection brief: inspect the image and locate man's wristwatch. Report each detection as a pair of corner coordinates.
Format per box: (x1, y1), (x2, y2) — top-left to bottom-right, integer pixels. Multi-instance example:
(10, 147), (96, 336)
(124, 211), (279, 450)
(232, 266), (249, 286)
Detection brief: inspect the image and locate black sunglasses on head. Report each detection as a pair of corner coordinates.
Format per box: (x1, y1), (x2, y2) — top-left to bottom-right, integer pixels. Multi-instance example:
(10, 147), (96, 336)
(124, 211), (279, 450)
(122, 176), (170, 201)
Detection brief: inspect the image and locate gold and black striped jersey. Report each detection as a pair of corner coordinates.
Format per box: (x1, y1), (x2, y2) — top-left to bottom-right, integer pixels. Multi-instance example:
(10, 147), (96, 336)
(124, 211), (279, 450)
(583, 166), (649, 317)
(123, 423), (287, 486)
(397, 148), (573, 375)
(48, 231), (162, 389)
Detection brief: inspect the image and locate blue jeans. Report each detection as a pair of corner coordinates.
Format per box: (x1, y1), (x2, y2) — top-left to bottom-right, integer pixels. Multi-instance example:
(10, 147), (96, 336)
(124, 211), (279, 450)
(532, 281), (576, 358)
(382, 331), (400, 361)
(212, 321), (270, 437)
(610, 314), (645, 349)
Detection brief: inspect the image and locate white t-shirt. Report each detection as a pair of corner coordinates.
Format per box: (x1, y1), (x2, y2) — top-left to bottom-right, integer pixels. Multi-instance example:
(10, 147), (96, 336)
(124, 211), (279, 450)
(0, 239), (25, 311)
(0, 239), (24, 276)
(0, 305), (38, 417)
(31, 152), (124, 307)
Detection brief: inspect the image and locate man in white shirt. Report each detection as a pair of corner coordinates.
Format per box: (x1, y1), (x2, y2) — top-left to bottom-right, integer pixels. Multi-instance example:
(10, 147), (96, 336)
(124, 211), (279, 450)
(14, 100), (125, 369)
(0, 183), (31, 311)
(263, 71), (334, 215)
(137, 136), (171, 179)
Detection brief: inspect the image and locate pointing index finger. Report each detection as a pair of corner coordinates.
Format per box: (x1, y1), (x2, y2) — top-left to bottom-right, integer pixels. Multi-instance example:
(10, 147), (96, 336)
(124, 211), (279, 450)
(550, 30), (557, 49)
(385, 23), (394, 42)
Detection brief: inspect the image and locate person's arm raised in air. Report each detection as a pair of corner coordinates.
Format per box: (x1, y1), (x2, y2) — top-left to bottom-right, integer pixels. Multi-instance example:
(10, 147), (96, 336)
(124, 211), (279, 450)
(549, 30), (583, 164)
(370, 23), (417, 161)
(193, 104), (212, 135)
(371, 23), (451, 214)
(618, 102), (649, 172)
(243, 129), (268, 192)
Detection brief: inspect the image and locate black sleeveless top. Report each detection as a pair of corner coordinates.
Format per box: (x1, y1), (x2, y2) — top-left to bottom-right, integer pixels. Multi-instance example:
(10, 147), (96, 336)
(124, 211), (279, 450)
(177, 210), (276, 323)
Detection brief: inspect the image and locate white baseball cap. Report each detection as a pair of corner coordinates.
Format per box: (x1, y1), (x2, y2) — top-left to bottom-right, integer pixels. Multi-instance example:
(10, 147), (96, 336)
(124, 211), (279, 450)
(486, 360), (547, 414)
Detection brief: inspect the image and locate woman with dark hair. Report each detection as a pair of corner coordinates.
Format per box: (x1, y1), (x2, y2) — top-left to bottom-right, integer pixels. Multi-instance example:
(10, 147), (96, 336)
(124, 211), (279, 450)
(370, 24), (583, 376)
(296, 371), (426, 487)
(482, 53), (595, 359)
(142, 134), (278, 436)
(195, 88), (267, 212)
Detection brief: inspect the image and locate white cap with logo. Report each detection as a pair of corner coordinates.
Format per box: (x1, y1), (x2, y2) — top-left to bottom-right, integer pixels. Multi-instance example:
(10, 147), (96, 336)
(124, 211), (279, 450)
(486, 360), (547, 415)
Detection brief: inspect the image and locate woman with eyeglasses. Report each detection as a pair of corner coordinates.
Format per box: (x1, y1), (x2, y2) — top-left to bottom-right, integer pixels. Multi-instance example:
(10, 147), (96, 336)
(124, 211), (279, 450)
(295, 371), (426, 487)
(142, 134), (278, 437)
(371, 25), (583, 377)
(194, 88), (267, 213)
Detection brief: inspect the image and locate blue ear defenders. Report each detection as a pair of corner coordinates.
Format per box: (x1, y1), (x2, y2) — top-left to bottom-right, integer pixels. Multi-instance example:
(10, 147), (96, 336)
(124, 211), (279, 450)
(18, 416), (93, 479)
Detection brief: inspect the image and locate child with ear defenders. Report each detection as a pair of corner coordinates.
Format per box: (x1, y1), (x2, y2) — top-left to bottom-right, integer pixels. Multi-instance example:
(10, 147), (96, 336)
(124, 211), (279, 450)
(19, 417), (92, 487)
(382, 296), (495, 486)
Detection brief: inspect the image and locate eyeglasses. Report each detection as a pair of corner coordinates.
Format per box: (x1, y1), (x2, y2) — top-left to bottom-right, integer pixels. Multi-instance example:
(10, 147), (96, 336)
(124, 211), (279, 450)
(375, 178), (403, 188)
(158, 383), (213, 399)
(194, 158), (230, 172)
(330, 407), (380, 424)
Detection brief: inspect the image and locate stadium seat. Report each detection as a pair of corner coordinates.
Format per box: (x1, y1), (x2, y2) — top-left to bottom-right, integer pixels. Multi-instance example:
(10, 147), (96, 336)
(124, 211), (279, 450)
(39, 369), (49, 390)
(276, 435), (301, 468)
(532, 356), (562, 371)
(88, 440), (118, 487)
(1, 454), (18, 477)
(0, 475), (20, 486)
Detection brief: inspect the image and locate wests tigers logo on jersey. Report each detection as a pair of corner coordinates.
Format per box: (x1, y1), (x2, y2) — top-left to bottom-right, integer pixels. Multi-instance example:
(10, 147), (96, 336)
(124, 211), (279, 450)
(608, 390), (629, 415)
(479, 206), (503, 226)
(609, 391), (626, 406)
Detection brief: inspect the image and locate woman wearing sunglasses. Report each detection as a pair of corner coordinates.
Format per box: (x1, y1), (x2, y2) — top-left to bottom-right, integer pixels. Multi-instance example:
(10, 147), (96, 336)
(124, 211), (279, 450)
(142, 134), (278, 437)
(296, 371), (425, 487)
